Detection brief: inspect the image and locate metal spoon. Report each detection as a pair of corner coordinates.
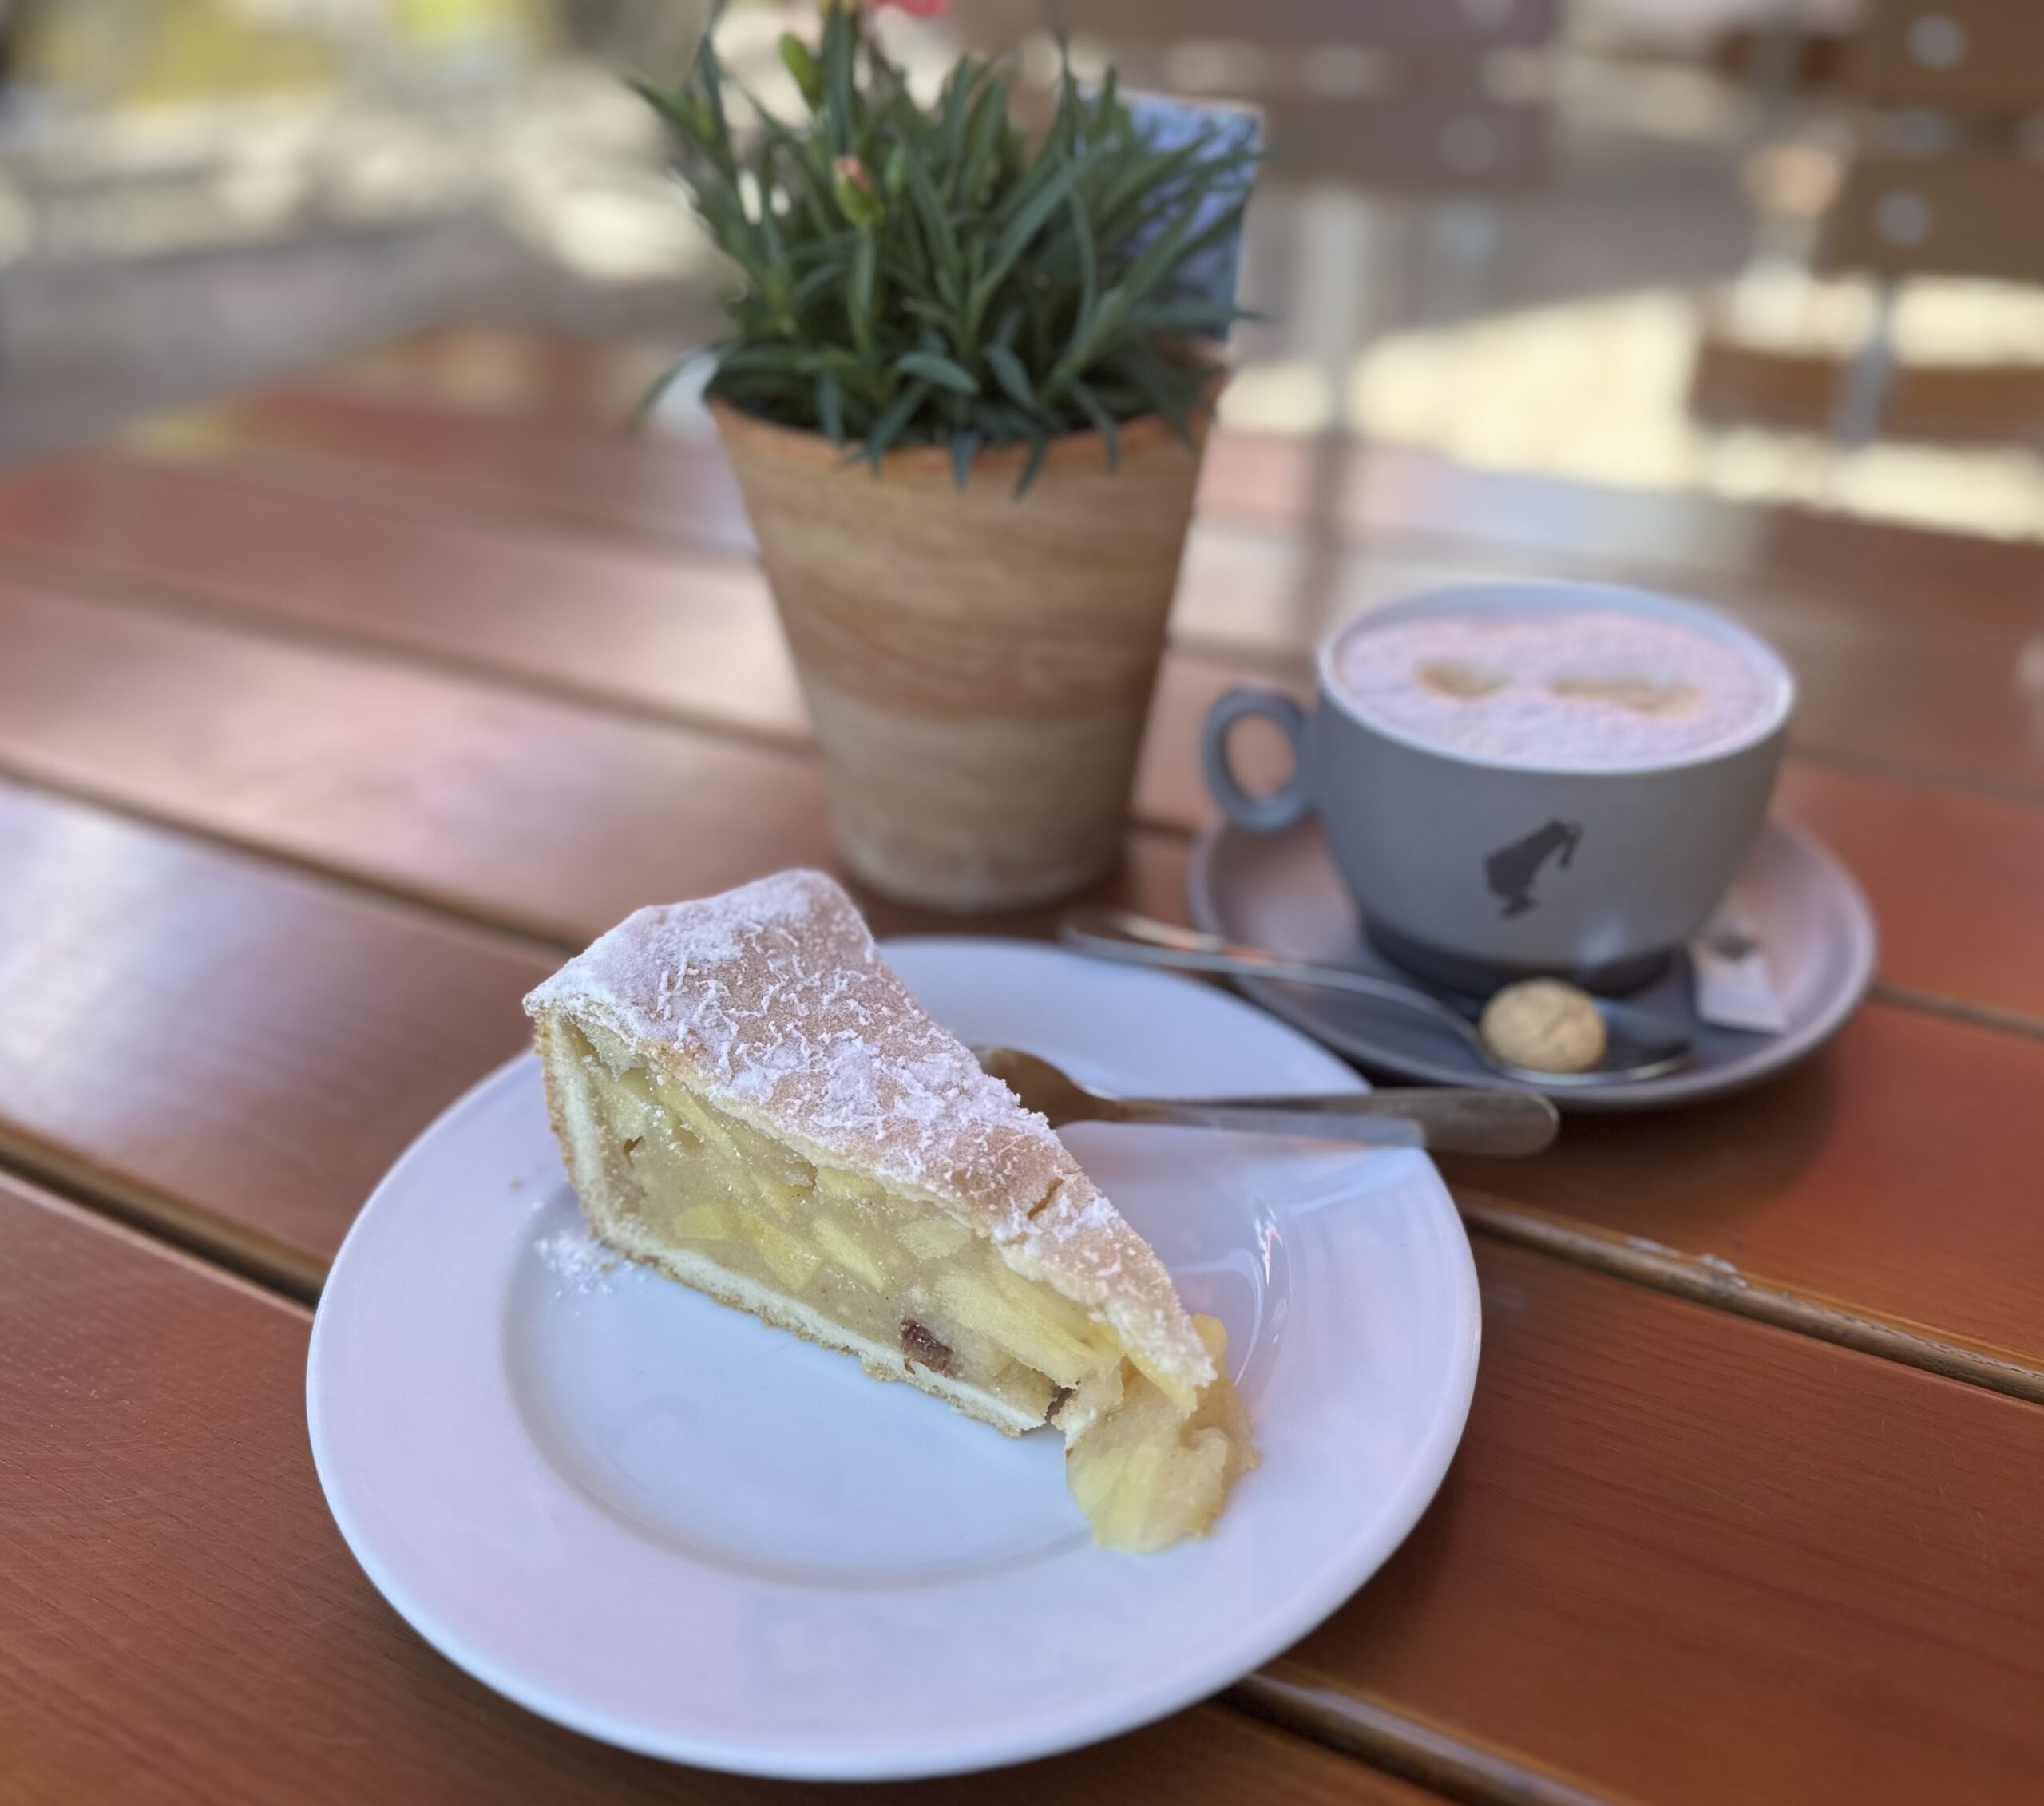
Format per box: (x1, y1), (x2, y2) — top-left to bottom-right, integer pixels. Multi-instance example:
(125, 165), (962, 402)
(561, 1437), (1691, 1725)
(1058, 909), (1692, 1087)
(974, 1047), (1559, 1155)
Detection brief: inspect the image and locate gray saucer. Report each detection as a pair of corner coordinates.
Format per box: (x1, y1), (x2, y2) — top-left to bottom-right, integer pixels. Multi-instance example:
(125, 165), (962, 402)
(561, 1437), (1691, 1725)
(1187, 817), (1876, 1110)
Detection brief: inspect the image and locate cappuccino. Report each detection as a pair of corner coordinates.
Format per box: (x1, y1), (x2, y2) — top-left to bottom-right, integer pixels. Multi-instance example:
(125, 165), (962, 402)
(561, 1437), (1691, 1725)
(1331, 608), (1786, 771)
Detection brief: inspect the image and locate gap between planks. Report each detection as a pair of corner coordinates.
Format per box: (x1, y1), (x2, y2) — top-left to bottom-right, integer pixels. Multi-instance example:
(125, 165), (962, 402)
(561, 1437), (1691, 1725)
(16, 1168), (318, 1321)
(0, 1123), (324, 1305)
(1868, 983), (2044, 1047)
(1454, 1188), (2044, 1407)
(1229, 1665), (1623, 1806)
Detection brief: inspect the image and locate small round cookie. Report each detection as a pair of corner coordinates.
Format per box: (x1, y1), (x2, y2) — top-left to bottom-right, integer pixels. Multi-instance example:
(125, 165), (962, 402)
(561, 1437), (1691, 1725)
(1480, 978), (1607, 1075)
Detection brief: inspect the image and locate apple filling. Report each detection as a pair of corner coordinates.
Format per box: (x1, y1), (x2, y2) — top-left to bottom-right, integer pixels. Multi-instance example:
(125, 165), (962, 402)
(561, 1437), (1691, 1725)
(565, 1024), (1256, 1549)
(1064, 1316), (1258, 1554)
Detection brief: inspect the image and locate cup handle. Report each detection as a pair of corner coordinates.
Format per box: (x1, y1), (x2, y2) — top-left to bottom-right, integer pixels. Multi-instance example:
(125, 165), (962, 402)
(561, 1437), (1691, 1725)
(1202, 687), (1314, 833)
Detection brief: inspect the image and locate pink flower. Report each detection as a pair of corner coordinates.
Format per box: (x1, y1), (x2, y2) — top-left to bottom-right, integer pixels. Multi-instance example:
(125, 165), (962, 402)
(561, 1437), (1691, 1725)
(877, 0), (949, 14)
(831, 154), (885, 228)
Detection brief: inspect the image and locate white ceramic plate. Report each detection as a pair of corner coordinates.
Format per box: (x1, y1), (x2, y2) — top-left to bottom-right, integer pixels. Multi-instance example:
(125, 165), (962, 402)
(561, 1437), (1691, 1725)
(307, 940), (1479, 1780)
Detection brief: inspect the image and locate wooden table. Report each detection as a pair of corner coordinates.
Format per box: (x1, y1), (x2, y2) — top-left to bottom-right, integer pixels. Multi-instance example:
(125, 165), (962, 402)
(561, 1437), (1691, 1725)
(5, 327), (2042, 1806)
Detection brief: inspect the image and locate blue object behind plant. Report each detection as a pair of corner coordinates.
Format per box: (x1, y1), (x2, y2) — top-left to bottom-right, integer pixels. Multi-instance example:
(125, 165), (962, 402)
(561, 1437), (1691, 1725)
(1122, 96), (1260, 334)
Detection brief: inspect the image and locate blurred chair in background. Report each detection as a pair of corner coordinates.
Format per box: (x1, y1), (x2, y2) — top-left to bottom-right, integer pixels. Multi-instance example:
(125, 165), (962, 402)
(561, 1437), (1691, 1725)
(1696, 0), (2044, 450)
(1824, 0), (2044, 442)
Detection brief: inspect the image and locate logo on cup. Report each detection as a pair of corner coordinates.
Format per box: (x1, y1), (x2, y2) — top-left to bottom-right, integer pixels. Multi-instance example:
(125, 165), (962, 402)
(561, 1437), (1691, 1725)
(1484, 819), (1582, 917)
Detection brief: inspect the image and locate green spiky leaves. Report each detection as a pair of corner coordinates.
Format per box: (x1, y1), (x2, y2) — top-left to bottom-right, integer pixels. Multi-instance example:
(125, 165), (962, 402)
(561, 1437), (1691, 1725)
(641, 6), (1256, 494)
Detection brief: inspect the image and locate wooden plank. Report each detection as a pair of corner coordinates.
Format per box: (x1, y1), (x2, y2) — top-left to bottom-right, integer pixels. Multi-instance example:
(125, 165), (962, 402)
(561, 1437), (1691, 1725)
(136, 384), (760, 559)
(1775, 760), (2044, 1024)
(1440, 1000), (2044, 1390)
(0, 567), (834, 947)
(0, 780), (553, 1297)
(0, 452), (1401, 758)
(0, 782), (1190, 1281)
(1748, 593), (2044, 799)
(180, 366), (1360, 568)
(8, 449), (2039, 806)
(0, 1176), (1427, 1806)
(334, 325), (671, 422)
(1214, 431), (2044, 626)
(142, 366), (2044, 632)
(0, 455), (810, 747)
(1270, 1235), (2044, 1806)
(115, 370), (1650, 576)
(74, 422), (2044, 804)
(0, 546), (1208, 956)
(0, 450), (1317, 746)
(5, 458), (2042, 1020)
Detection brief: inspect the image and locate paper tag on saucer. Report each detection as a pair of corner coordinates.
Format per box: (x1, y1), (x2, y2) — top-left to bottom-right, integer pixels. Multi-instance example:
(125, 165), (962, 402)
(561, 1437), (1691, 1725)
(1689, 892), (1788, 1035)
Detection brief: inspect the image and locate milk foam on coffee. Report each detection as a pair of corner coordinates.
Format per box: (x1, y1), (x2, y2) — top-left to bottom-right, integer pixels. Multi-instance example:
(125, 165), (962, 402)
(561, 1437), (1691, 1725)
(1333, 609), (1784, 770)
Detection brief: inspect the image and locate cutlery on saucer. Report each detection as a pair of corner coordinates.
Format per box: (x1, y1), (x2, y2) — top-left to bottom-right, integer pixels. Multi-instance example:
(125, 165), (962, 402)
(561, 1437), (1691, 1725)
(1059, 909), (1693, 1087)
(975, 1046), (1559, 1155)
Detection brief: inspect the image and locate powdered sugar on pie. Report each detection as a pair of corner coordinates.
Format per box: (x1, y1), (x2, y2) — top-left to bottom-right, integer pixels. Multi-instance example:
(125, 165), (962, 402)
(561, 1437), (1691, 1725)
(524, 870), (1213, 1394)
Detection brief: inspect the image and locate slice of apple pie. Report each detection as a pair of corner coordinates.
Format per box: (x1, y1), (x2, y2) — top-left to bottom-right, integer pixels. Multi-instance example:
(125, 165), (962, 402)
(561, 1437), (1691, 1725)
(523, 869), (1256, 1551)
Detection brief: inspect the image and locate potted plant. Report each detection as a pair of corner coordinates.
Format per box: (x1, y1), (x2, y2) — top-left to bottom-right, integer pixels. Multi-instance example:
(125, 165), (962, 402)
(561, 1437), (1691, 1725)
(642, 0), (1258, 910)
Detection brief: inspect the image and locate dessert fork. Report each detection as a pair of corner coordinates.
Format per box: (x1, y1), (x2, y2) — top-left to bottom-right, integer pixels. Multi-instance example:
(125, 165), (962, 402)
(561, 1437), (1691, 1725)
(973, 1047), (1559, 1156)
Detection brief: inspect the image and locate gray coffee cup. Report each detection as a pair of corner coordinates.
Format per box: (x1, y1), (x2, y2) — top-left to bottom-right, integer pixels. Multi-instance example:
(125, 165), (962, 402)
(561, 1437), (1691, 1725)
(1202, 583), (1795, 993)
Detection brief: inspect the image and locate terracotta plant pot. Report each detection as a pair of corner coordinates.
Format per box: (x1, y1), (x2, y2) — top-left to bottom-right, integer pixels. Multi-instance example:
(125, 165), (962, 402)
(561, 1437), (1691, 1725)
(713, 400), (1210, 913)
